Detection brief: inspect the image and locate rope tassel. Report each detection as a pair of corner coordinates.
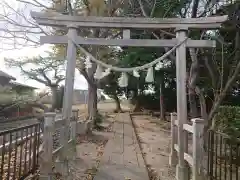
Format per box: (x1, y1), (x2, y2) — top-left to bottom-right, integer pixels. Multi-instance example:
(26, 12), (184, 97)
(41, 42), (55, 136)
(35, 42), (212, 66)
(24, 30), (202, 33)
(155, 61), (164, 70)
(118, 72), (128, 87)
(102, 68), (111, 78)
(84, 56), (92, 69)
(145, 67), (154, 83)
(94, 65), (103, 79)
(133, 70), (140, 78)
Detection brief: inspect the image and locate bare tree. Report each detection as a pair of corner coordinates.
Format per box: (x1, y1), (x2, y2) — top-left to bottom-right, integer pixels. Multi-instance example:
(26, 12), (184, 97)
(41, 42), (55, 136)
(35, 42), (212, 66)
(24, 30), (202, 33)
(0, 0), (52, 51)
(53, 0), (125, 121)
(184, 1), (240, 129)
(135, 0), (240, 127)
(76, 0), (125, 121)
(5, 51), (65, 111)
(2, 0), (238, 128)
(0, 0), (125, 122)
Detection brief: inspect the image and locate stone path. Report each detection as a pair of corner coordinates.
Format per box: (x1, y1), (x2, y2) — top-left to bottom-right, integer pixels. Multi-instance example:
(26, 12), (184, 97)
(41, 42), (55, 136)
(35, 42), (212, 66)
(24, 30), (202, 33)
(94, 113), (149, 180)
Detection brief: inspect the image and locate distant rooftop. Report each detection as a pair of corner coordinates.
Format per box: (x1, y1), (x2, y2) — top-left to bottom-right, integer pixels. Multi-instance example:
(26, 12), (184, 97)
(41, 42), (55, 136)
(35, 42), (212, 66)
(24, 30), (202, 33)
(0, 70), (16, 80)
(9, 81), (38, 89)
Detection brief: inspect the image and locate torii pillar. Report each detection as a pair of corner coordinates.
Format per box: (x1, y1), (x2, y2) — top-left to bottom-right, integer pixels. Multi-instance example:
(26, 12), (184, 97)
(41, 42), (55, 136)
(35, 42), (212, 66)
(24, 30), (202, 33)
(175, 27), (189, 180)
(61, 24), (78, 178)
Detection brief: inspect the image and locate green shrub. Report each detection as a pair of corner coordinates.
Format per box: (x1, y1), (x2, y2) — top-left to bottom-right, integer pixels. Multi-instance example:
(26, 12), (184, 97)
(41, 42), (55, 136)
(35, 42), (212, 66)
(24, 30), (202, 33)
(93, 112), (104, 130)
(214, 106), (240, 137)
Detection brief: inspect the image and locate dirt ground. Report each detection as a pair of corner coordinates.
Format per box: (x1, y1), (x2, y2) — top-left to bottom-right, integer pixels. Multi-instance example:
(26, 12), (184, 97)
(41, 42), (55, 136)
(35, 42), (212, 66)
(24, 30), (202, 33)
(131, 114), (176, 180)
(51, 111), (116, 180)
(43, 102), (176, 180)
(72, 101), (130, 120)
(68, 103), (128, 180)
(64, 102), (126, 180)
(68, 113), (116, 180)
(73, 102), (176, 180)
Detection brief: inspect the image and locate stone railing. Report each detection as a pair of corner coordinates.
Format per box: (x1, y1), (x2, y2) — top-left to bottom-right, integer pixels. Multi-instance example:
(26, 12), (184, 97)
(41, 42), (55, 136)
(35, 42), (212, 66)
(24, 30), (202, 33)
(169, 113), (205, 180)
(39, 110), (86, 179)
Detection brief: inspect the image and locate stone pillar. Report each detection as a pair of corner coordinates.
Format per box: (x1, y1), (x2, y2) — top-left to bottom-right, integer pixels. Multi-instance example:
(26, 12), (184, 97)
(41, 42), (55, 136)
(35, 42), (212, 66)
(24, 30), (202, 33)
(72, 109), (79, 121)
(169, 112), (178, 166)
(39, 112), (56, 180)
(70, 110), (78, 141)
(192, 118), (205, 180)
(61, 24), (78, 179)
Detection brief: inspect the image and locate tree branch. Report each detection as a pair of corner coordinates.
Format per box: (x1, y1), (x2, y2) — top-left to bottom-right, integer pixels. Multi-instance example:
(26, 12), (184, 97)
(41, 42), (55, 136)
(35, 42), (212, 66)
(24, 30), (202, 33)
(0, 0), (49, 49)
(135, 0), (175, 62)
(191, 0), (200, 18)
(108, 0), (124, 16)
(5, 53), (65, 87)
(16, 0), (43, 8)
(80, 69), (96, 88)
(16, 0), (52, 9)
(39, 70), (52, 85)
(150, 0), (156, 17)
(137, 0), (147, 17)
(208, 30), (240, 121)
(203, 54), (217, 89)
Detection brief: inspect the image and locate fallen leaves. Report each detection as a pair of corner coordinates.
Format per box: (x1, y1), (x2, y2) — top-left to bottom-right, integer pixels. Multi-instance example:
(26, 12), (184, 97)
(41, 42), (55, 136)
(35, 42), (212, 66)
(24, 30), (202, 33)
(0, 139), (36, 180)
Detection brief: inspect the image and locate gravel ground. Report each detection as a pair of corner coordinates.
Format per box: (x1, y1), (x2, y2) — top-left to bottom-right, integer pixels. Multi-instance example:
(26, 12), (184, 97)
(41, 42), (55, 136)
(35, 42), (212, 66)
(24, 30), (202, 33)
(132, 115), (176, 180)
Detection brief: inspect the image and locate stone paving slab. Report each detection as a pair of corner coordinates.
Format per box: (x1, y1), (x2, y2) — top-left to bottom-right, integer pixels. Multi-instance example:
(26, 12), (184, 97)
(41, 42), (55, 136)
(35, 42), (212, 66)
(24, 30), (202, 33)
(94, 113), (149, 180)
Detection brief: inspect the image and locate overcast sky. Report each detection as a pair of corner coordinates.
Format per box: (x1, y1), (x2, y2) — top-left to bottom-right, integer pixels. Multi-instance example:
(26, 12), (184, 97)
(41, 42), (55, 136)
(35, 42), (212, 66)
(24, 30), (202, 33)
(0, 46), (88, 90)
(0, 0), (88, 91)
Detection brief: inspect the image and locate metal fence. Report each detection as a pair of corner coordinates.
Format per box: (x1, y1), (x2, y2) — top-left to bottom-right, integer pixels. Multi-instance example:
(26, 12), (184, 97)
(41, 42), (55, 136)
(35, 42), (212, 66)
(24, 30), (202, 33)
(207, 130), (240, 180)
(0, 123), (41, 180)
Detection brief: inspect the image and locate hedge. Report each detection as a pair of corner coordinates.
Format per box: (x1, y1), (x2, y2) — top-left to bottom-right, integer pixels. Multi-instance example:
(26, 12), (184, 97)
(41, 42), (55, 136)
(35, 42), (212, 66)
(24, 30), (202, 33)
(214, 106), (240, 137)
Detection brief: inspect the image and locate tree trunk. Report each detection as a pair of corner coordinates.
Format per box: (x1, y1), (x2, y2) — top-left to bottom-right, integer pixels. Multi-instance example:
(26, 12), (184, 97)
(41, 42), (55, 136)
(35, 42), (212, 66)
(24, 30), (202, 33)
(50, 85), (58, 111)
(87, 84), (98, 121)
(113, 94), (122, 113)
(133, 101), (141, 112)
(188, 87), (198, 118)
(208, 30), (240, 126)
(159, 77), (166, 120)
(196, 86), (208, 151)
(131, 90), (141, 112)
(188, 48), (200, 118)
(86, 42), (98, 123)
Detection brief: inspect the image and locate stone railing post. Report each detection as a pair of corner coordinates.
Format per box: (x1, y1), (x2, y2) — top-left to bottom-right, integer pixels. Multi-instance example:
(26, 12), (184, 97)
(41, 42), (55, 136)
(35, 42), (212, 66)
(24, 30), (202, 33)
(56, 110), (78, 178)
(192, 118), (205, 180)
(70, 110), (78, 141)
(40, 112), (56, 180)
(67, 110), (78, 163)
(72, 109), (79, 121)
(169, 112), (178, 166)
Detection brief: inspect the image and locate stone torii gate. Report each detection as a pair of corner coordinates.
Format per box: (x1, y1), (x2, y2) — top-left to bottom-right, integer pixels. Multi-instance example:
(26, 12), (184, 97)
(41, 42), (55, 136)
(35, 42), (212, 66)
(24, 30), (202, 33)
(31, 11), (227, 180)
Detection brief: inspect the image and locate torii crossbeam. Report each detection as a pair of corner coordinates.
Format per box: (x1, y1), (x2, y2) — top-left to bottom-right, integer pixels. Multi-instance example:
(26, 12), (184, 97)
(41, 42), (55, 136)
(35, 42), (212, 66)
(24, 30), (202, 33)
(30, 11), (228, 180)
(31, 11), (227, 29)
